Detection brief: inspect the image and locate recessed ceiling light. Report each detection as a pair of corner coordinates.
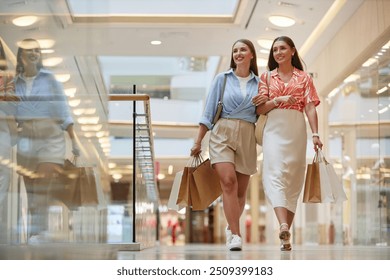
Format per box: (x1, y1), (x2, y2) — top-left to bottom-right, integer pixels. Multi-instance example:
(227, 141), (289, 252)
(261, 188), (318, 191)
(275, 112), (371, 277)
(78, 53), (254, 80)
(55, 74), (71, 83)
(41, 49), (55, 54)
(12, 16), (38, 27)
(37, 39), (55, 49)
(257, 58), (268, 67)
(43, 57), (63, 67)
(257, 39), (273, 49)
(151, 40), (162, 45)
(268, 15), (296, 27)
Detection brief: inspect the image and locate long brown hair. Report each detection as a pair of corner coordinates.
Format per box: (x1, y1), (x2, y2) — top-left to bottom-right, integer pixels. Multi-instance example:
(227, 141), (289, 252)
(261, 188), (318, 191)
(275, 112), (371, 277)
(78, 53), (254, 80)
(267, 36), (305, 71)
(230, 39), (258, 76)
(0, 39), (7, 71)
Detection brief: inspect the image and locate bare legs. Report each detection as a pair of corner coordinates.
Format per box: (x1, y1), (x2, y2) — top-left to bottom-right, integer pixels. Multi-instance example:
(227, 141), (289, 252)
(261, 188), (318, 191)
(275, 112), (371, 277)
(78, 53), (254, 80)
(274, 207), (294, 251)
(214, 162), (250, 237)
(274, 207), (295, 229)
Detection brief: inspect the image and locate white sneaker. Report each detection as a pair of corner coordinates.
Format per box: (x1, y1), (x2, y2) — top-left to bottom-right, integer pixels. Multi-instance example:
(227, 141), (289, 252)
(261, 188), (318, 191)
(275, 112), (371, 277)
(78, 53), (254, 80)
(28, 232), (50, 244)
(225, 226), (232, 245)
(227, 234), (242, 251)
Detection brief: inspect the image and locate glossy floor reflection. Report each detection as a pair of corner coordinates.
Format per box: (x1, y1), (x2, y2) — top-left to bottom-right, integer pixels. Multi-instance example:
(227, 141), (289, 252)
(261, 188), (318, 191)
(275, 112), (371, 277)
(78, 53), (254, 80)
(1, 243), (389, 260)
(118, 244), (390, 260)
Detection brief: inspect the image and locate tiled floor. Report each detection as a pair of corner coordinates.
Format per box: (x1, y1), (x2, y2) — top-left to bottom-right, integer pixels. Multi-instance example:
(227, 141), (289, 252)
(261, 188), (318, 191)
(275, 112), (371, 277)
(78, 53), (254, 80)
(1, 243), (389, 260)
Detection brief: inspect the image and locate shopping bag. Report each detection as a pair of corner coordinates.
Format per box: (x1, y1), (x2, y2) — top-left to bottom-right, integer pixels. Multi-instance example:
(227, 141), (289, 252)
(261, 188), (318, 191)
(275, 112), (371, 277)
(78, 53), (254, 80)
(318, 150), (348, 204)
(176, 157), (200, 207)
(318, 155), (336, 203)
(167, 170), (185, 211)
(49, 159), (99, 209)
(191, 158), (222, 211)
(303, 152), (321, 203)
(303, 150), (348, 204)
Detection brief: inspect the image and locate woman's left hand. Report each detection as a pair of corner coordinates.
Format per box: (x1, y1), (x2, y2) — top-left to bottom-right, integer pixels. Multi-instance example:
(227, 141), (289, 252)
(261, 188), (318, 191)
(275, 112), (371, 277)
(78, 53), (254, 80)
(251, 95), (268, 106)
(313, 137), (323, 151)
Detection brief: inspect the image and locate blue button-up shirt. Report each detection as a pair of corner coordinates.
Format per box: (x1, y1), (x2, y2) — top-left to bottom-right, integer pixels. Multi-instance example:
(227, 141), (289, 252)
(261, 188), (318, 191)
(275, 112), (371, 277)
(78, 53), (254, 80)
(200, 69), (259, 129)
(14, 68), (74, 130)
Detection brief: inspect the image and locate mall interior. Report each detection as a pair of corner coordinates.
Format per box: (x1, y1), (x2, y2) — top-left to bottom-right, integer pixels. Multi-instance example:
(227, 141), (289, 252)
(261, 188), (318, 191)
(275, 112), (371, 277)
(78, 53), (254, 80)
(0, 0), (389, 260)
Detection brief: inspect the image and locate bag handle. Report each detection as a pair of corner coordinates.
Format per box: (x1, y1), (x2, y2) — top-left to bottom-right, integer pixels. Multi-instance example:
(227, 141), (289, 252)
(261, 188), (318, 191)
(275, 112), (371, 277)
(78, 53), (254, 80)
(186, 155), (203, 167)
(312, 148), (329, 164)
(217, 74), (227, 107)
(266, 70), (271, 91)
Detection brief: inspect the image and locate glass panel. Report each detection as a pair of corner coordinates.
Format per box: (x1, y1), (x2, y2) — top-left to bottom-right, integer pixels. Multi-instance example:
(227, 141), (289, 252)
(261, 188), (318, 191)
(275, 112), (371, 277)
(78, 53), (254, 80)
(327, 39), (390, 246)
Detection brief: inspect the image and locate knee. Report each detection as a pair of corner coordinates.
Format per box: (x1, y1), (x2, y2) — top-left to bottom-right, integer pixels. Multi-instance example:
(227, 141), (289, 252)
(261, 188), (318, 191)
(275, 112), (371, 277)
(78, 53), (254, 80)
(220, 177), (237, 194)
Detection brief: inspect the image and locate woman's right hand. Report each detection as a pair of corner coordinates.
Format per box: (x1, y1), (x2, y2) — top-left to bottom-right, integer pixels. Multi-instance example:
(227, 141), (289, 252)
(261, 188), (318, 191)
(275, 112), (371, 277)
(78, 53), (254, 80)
(252, 94), (268, 106)
(190, 143), (202, 156)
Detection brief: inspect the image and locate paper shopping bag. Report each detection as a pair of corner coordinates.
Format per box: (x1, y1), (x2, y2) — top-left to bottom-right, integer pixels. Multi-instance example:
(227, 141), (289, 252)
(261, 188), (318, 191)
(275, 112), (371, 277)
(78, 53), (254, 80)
(303, 152), (321, 203)
(318, 160), (335, 203)
(49, 159), (99, 209)
(191, 158), (222, 211)
(176, 157), (200, 207)
(167, 170), (185, 211)
(318, 150), (347, 204)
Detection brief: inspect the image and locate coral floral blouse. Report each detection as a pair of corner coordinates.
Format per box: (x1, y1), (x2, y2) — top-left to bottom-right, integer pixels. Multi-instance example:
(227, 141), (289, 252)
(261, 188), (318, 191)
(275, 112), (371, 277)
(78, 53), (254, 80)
(258, 68), (320, 112)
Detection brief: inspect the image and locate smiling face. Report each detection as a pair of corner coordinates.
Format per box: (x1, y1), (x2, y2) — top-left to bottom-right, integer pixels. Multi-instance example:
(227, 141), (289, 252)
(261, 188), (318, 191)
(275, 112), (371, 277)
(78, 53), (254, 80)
(232, 41), (253, 68)
(272, 40), (295, 66)
(20, 47), (41, 67)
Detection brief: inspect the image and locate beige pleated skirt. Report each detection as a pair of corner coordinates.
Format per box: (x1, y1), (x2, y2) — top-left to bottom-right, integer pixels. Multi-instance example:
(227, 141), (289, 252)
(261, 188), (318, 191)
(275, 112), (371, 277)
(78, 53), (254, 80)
(262, 109), (307, 213)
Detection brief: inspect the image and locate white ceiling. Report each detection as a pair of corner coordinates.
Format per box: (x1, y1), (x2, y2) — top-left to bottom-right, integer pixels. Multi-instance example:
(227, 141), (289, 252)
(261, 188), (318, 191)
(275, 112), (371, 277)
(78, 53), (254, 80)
(0, 0), (366, 200)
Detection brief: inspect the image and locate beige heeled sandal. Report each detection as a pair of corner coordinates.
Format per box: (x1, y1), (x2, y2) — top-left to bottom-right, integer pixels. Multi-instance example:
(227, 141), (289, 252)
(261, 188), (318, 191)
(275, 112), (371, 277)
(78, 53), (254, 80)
(279, 223), (292, 251)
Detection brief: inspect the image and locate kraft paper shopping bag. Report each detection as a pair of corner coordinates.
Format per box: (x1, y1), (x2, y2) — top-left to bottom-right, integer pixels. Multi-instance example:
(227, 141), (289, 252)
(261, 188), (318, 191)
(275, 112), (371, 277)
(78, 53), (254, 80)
(191, 158), (222, 211)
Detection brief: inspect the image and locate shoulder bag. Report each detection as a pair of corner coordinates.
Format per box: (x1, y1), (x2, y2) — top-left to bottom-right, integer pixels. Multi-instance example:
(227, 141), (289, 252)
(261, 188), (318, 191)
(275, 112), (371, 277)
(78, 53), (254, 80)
(255, 71), (271, 146)
(212, 74), (227, 125)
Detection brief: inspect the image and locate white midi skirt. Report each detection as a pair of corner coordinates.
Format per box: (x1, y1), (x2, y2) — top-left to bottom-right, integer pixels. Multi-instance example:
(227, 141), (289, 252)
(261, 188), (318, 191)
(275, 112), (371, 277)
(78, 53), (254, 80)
(262, 109), (307, 213)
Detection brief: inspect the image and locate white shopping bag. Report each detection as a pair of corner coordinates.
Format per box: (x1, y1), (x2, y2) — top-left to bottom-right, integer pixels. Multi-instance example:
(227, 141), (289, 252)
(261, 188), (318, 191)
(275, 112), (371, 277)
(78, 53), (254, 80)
(167, 170), (185, 211)
(318, 150), (347, 204)
(325, 161), (348, 203)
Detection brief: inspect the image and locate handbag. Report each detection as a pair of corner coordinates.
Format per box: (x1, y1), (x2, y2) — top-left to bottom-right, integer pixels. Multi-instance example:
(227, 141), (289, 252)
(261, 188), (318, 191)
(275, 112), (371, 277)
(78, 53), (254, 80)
(191, 158), (222, 211)
(255, 71), (271, 146)
(212, 74), (227, 125)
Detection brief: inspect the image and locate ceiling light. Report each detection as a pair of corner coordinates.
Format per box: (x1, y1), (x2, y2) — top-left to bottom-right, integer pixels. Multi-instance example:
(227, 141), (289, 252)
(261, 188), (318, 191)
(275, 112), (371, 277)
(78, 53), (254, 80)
(268, 15), (296, 27)
(151, 40), (162, 45)
(12, 16), (38, 27)
(362, 58), (377, 67)
(41, 49), (55, 54)
(55, 74), (71, 83)
(37, 39), (55, 49)
(257, 58), (268, 67)
(68, 99), (81, 107)
(257, 39), (273, 49)
(64, 87), (77, 97)
(112, 173), (123, 180)
(42, 57), (63, 67)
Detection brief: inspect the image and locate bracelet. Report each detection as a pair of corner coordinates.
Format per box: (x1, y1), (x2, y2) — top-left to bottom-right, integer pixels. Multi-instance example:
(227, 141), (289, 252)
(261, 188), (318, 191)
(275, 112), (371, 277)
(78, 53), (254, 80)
(312, 133), (320, 138)
(272, 98), (278, 106)
(194, 142), (201, 146)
